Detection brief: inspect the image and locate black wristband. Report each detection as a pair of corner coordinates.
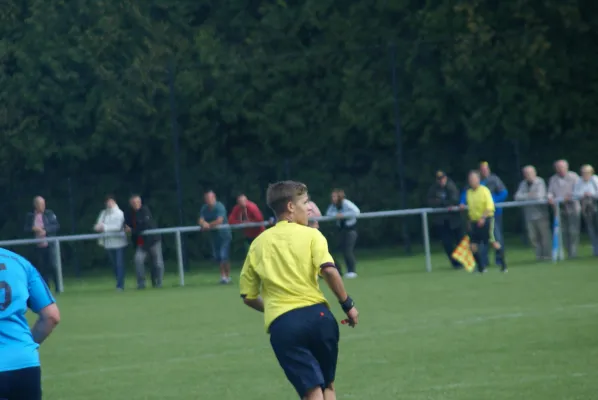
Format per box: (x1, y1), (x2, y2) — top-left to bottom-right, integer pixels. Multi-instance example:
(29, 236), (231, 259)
(340, 296), (354, 313)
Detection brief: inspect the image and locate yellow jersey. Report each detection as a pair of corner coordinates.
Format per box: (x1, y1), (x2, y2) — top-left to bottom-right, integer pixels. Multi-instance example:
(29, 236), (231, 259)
(239, 221), (334, 332)
(466, 185), (495, 221)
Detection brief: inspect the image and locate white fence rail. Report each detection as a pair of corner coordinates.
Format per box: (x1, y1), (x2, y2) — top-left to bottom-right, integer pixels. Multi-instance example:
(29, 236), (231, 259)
(0, 199), (565, 292)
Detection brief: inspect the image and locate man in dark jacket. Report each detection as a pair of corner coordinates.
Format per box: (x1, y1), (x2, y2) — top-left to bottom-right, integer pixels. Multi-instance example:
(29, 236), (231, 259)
(427, 171), (463, 269)
(124, 195), (164, 289)
(24, 196), (60, 292)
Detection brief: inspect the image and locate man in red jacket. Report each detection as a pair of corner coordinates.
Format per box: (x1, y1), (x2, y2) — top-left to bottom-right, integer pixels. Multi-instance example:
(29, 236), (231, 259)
(229, 194), (266, 249)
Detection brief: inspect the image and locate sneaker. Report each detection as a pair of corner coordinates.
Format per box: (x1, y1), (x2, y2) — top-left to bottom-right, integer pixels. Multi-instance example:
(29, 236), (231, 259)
(219, 277), (229, 285)
(344, 272), (358, 279)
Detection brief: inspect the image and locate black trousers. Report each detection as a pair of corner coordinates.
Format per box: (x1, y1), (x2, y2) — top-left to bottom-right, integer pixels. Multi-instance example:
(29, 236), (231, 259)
(0, 366), (42, 400)
(439, 221), (462, 268)
(334, 229), (358, 274)
(36, 246), (58, 293)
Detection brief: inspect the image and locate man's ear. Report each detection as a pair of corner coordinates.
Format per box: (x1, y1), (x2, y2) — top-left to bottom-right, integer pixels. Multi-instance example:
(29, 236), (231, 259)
(286, 200), (295, 214)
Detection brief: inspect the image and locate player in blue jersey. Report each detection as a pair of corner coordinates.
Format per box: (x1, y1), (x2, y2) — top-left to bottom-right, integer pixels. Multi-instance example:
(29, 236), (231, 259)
(0, 248), (60, 400)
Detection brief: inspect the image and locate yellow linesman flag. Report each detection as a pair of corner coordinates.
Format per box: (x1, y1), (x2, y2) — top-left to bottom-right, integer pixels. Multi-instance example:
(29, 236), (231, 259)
(452, 235), (476, 272)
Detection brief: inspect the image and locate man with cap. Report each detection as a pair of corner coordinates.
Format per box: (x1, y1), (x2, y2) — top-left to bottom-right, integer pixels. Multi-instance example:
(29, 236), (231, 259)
(427, 171), (463, 268)
(461, 162), (508, 266)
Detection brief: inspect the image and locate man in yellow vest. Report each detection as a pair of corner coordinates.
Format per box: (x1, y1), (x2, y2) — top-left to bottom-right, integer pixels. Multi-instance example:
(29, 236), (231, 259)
(461, 170), (507, 273)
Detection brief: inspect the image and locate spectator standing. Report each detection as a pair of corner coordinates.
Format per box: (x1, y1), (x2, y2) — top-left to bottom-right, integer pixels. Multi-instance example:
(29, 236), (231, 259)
(427, 171), (463, 269)
(478, 162), (508, 265)
(573, 164), (598, 256)
(462, 171), (507, 273)
(24, 196), (60, 293)
(124, 195), (164, 289)
(94, 195), (128, 291)
(514, 166), (551, 260)
(199, 191), (233, 284)
(548, 160), (580, 258)
(228, 194), (265, 250)
(326, 189), (360, 278)
(307, 195), (322, 229)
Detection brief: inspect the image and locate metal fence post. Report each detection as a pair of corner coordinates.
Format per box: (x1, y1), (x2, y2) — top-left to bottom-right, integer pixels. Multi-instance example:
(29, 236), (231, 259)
(54, 239), (64, 293)
(175, 231), (185, 286)
(421, 211), (432, 272)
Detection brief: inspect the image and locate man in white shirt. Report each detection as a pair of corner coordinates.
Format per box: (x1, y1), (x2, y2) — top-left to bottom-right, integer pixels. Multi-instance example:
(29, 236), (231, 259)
(94, 195), (128, 290)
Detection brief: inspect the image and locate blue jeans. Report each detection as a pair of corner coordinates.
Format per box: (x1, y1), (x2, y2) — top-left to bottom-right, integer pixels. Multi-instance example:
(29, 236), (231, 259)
(211, 237), (231, 263)
(107, 247), (126, 289)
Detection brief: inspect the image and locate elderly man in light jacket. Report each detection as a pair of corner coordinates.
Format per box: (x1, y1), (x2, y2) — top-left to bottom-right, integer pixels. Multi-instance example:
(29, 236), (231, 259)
(94, 195), (128, 291)
(548, 159), (580, 258)
(515, 166), (551, 260)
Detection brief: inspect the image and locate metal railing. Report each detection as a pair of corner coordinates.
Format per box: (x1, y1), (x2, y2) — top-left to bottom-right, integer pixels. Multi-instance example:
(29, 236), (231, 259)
(0, 199), (565, 292)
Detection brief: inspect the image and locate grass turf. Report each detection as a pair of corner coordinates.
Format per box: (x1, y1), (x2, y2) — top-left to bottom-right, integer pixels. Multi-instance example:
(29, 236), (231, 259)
(37, 246), (598, 399)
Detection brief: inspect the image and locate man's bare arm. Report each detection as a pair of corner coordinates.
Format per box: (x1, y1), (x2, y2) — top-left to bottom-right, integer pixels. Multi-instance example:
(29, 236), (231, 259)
(209, 216), (224, 227)
(321, 265), (359, 327)
(320, 265), (348, 302)
(242, 296), (264, 312)
(31, 303), (60, 344)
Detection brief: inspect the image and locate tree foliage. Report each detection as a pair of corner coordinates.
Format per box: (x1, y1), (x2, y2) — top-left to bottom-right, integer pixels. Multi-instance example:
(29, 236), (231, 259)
(0, 0), (596, 269)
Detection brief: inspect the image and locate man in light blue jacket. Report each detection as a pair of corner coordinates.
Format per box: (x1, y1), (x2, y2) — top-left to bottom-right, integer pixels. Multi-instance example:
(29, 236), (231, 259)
(326, 189), (360, 278)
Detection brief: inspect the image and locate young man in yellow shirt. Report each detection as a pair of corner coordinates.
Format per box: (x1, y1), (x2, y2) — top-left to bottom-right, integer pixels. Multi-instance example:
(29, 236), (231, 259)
(240, 181), (359, 400)
(463, 170), (507, 273)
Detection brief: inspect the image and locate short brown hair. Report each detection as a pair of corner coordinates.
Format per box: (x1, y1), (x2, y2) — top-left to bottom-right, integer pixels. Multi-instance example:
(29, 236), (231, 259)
(267, 181), (308, 215)
(468, 170), (480, 178)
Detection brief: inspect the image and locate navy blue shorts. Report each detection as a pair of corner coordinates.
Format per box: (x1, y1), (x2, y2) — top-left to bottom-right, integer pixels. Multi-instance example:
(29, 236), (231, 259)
(0, 366), (42, 400)
(269, 303), (339, 398)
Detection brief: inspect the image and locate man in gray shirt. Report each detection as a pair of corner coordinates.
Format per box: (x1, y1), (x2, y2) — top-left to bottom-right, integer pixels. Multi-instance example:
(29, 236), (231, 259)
(547, 159), (580, 258)
(515, 166), (551, 260)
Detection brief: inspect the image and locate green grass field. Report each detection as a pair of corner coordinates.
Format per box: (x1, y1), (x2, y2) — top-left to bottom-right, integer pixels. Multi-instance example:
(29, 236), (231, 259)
(38, 246), (598, 400)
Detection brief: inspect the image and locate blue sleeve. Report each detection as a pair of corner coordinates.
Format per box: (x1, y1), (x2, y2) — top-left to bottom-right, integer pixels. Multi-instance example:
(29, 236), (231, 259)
(27, 263), (55, 313)
(325, 204), (336, 217)
(494, 188), (508, 203)
(460, 191), (467, 205)
(344, 200), (360, 215)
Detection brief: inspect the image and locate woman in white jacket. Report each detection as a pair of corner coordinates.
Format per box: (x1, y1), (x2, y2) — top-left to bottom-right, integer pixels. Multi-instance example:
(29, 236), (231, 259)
(94, 195), (128, 290)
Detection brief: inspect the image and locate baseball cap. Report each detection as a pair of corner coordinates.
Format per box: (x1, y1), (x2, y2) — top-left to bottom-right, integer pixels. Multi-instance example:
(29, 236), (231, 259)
(436, 170), (446, 179)
(480, 161), (489, 168)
